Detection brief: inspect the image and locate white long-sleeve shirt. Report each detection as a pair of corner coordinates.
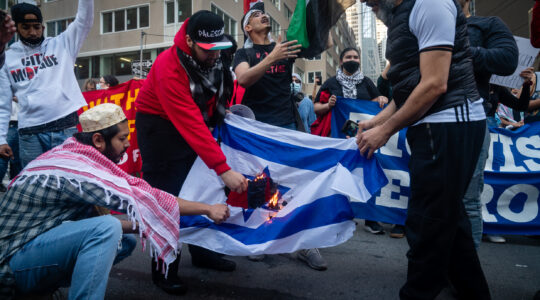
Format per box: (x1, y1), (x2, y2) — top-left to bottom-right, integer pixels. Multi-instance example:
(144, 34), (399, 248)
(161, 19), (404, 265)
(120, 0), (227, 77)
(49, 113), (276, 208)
(0, 0), (93, 144)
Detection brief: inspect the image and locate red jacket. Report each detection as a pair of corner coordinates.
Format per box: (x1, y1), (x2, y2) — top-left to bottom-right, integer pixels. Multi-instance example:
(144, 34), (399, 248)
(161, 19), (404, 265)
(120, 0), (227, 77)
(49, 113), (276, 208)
(135, 19), (230, 175)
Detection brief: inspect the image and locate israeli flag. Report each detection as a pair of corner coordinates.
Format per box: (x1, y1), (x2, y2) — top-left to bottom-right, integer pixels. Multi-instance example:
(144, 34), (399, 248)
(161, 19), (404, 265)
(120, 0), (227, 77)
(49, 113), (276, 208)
(178, 114), (387, 255)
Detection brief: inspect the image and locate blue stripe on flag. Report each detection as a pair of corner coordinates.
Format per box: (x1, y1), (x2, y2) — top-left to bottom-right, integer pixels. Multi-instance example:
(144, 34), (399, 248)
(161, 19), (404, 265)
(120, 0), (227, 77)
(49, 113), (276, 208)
(219, 123), (366, 172)
(180, 194), (354, 245)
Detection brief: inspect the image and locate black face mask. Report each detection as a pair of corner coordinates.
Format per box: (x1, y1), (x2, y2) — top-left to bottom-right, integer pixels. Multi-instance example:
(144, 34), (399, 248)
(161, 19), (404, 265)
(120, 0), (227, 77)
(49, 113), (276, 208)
(342, 61), (360, 74)
(20, 35), (44, 47)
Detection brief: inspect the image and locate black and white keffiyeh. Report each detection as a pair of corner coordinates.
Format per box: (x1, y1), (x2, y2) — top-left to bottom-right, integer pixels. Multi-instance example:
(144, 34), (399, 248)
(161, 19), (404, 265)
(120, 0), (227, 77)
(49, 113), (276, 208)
(177, 48), (229, 125)
(336, 68), (365, 99)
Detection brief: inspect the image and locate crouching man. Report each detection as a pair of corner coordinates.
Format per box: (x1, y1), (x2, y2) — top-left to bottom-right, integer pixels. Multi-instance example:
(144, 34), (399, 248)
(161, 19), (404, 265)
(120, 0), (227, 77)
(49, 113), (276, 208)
(0, 103), (229, 299)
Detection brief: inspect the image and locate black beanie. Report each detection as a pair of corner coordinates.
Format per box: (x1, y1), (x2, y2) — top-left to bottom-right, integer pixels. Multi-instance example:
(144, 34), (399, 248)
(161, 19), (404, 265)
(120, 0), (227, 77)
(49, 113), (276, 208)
(11, 3), (43, 24)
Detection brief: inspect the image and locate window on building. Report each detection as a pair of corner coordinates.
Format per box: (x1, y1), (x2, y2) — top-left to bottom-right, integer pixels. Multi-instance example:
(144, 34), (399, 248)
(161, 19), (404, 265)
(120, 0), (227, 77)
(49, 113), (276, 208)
(295, 68), (304, 83)
(326, 54), (334, 67)
(114, 10), (125, 32)
(308, 71), (322, 84)
(74, 57), (89, 79)
(0, 0), (16, 10)
(139, 6), (149, 28)
(102, 5), (150, 34)
(211, 4), (237, 38)
(284, 4), (292, 19)
(270, 0), (280, 10)
(165, 0), (192, 24)
(75, 51), (152, 80)
(46, 18), (75, 37)
(269, 15), (281, 38)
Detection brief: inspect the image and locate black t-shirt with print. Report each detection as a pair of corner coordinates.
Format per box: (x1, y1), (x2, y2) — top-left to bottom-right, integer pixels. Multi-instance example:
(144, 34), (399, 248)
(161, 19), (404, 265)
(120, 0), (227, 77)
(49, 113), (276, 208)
(233, 43), (295, 126)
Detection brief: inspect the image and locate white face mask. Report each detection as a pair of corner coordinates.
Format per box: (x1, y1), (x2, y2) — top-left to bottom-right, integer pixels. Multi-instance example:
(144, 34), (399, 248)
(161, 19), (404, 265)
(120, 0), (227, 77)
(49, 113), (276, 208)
(96, 83), (103, 90)
(291, 82), (302, 94)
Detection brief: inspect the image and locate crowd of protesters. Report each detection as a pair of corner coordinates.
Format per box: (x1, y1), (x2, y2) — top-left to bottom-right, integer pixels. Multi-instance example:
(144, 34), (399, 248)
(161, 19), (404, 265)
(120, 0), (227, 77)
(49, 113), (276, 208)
(0, 0), (539, 299)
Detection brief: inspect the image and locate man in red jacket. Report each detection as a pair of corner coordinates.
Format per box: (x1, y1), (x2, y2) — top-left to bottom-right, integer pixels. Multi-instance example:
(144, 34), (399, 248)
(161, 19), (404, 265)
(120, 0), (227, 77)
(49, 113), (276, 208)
(135, 10), (247, 295)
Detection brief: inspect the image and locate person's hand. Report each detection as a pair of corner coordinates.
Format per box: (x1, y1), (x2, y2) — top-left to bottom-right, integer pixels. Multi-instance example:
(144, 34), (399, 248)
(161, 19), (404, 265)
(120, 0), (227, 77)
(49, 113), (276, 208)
(315, 76), (322, 86)
(356, 125), (392, 159)
(220, 169), (248, 193)
(0, 144), (13, 160)
(207, 204), (230, 224)
(328, 95), (337, 107)
(267, 35), (302, 63)
(372, 96), (388, 108)
(0, 13), (16, 52)
(520, 67), (535, 84)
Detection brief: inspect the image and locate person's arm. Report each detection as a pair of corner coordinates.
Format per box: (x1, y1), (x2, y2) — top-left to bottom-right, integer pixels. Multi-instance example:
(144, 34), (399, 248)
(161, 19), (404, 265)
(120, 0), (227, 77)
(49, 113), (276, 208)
(469, 17), (518, 76)
(529, 99), (540, 110)
(498, 68), (533, 111)
(358, 50), (452, 158)
(313, 90), (335, 116)
(0, 14), (16, 69)
(365, 77), (387, 108)
(177, 197), (229, 224)
(61, 0), (94, 59)
(158, 63), (247, 193)
(235, 37), (301, 88)
(0, 66), (13, 158)
(531, 0), (540, 48)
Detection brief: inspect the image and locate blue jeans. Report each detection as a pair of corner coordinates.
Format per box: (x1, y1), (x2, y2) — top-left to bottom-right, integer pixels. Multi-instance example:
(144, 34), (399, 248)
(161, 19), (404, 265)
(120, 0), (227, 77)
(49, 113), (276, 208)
(8, 215), (129, 299)
(0, 124), (21, 180)
(19, 127), (78, 167)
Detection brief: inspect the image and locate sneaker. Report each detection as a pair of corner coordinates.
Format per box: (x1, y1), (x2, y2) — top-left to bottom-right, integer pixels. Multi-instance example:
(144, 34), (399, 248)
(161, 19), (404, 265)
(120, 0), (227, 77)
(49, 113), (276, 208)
(364, 220), (384, 234)
(247, 254), (266, 261)
(486, 234), (506, 243)
(389, 224), (405, 238)
(297, 248), (328, 271)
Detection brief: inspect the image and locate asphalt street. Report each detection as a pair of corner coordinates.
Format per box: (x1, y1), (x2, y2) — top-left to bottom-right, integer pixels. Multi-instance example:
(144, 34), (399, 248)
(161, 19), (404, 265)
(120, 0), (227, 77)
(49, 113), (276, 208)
(101, 222), (540, 300)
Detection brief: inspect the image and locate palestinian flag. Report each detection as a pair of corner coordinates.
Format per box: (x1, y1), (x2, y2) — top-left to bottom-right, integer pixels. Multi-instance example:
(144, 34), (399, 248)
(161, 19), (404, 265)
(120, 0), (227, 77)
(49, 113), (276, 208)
(287, 0), (355, 59)
(244, 0), (262, 14)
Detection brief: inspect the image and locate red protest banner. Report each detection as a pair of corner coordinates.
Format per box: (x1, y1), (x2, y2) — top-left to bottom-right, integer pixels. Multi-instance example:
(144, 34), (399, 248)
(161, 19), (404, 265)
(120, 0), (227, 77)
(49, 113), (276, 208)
(81, 79), (144, 174)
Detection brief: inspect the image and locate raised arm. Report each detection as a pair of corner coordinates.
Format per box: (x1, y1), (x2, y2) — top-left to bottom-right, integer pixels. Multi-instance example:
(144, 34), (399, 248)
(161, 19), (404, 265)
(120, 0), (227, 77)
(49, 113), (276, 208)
(61, 0), (94, 59)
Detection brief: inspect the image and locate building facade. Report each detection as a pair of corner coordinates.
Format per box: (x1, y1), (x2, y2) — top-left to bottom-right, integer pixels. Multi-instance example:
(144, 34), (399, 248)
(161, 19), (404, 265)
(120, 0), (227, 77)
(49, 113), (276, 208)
(13, 0), (355, 95)
(346, 2), (388, 81)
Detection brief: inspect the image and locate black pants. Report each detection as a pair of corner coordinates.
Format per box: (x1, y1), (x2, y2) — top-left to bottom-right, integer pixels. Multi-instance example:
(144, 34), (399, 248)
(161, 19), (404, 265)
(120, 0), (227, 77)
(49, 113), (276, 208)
(399, 121), (491, 300)
(136, 112), (223, 269)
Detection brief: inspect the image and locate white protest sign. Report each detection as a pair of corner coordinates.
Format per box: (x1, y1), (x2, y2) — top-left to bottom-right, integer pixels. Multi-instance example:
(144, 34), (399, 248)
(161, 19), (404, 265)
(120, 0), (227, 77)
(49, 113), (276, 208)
(490, 36), (540, 89)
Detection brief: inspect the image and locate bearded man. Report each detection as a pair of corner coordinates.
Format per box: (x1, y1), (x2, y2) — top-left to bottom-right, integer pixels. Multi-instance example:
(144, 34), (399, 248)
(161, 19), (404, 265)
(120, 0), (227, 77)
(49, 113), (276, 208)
(357, 0), (491, 298)
(135, 10), (248, 294)
(0, 1), (94, 167)
(0, 103), (230, 299)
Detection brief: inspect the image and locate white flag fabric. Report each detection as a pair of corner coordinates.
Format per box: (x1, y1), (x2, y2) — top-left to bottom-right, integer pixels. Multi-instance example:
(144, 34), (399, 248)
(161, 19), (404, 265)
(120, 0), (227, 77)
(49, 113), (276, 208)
(178, 114), (387, 255)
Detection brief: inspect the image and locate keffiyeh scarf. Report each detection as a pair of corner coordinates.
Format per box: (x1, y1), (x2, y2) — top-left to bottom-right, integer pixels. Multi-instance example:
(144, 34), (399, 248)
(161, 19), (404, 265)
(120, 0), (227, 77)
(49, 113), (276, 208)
(336, 68), (365, 99)
(177, 48), (228, 125)
(12, 138), (180, 272)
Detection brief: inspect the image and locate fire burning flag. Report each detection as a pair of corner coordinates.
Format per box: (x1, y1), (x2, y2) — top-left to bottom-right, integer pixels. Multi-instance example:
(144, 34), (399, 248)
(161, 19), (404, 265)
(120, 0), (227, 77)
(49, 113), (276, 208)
(178, 114), (387, 255)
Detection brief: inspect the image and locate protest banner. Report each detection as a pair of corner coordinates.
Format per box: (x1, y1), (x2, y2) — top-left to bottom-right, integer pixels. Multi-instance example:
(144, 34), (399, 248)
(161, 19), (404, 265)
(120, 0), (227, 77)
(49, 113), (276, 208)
(332, 97), (540, 235)
(81, 79), (144, 174)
